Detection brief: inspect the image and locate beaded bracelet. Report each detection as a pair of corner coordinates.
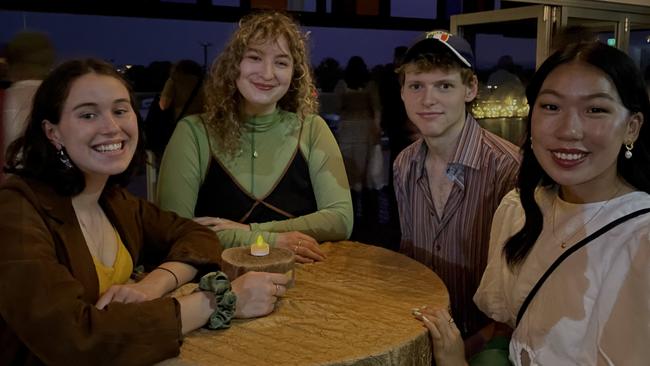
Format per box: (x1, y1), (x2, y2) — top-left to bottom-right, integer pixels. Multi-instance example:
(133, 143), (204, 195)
(197, 271), (237, 330)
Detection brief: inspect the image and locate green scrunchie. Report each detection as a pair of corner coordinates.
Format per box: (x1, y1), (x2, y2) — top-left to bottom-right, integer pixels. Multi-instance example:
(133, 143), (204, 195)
(198, 271), (238, 330)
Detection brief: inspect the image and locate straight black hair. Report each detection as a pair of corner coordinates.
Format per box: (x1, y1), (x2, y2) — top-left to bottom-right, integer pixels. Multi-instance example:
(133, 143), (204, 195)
(504, 42), (650, 266)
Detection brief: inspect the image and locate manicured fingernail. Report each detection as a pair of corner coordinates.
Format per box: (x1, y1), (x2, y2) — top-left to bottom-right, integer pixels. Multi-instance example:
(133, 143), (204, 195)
(412, 310), (422, 317)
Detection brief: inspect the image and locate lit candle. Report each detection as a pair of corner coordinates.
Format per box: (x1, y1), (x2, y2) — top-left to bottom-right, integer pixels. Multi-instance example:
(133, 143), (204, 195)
(250, 234), (270, 257)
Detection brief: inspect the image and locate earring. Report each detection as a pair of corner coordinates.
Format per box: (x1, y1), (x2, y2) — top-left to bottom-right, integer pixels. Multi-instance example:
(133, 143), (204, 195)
(57, 147), (73, 169)
(624, 143), (634, 159)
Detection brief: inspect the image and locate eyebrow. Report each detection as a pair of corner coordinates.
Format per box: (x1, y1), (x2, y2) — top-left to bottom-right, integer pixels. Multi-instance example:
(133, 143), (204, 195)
(72, 98), (131, 111)
(404, 76), (458, 84)
(538, 89), (617, 101)
(245, 46), (292, 60)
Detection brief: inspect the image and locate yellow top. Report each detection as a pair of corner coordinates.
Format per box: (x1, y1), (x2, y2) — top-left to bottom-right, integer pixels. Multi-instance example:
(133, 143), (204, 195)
(92, 227), (134, 295)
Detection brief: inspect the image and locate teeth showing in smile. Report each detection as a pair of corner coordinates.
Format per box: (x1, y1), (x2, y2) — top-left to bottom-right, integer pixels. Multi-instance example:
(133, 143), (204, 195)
(552, 151), (586, 161)
(95, 142), (123, 152)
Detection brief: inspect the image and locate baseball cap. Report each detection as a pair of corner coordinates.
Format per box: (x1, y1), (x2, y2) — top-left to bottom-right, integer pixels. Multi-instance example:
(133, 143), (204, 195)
(402, 30), (474, 69)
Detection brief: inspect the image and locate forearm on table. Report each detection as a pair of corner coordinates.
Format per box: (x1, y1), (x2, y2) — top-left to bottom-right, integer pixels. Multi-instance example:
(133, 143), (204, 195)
(217, 229), (278, 248)
(140, 261), (198, 297)
(178, 291), (214, 334)
(251, 208), (352, 242)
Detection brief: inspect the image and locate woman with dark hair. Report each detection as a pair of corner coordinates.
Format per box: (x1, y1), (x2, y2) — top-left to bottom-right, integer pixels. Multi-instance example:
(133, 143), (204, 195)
(0, 58), (287, 365)
(157, 12), (352, 263)
(158, 59), (204, 121)
(415, 42), (650, 365)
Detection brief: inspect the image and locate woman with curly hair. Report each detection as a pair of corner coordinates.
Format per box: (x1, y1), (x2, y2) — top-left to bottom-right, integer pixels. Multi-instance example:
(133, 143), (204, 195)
(157, 11), (352, 263)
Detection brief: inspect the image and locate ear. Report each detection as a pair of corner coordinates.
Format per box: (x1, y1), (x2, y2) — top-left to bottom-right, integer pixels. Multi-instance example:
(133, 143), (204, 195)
(464, 75), (478, 103)
(42, 120), (63, 149)
(624, 112), (643, 144)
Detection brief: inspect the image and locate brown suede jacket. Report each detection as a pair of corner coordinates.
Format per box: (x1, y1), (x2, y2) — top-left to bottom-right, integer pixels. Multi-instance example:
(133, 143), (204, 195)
(0, 176), (222, 366)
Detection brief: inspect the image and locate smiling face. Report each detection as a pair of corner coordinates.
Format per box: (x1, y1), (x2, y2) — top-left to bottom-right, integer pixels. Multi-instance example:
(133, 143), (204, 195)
(43, 72), (138, 184)
(531, 61), (642, 201)
(401, 64), (477, 144)
(236, 35), (294, 116)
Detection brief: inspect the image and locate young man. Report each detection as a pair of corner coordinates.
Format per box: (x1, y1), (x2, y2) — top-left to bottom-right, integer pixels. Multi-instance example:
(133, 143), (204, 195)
(393, 31), (520, 338)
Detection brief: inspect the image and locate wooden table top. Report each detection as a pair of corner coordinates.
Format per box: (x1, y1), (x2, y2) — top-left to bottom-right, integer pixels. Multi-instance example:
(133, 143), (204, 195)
(159, 241), (449, 366)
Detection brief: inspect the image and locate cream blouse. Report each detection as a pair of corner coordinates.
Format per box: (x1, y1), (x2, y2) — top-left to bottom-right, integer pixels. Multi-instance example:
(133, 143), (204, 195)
(474, 187), (650, 365)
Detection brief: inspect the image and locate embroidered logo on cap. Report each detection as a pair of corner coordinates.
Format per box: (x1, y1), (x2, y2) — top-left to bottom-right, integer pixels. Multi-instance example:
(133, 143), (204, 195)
(426, 30), (450, 43)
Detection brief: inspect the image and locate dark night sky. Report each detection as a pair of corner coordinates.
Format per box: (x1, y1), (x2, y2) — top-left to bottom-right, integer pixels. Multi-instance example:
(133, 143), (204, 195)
(0, 6), (539, 71)
(0, 10), (423, 69)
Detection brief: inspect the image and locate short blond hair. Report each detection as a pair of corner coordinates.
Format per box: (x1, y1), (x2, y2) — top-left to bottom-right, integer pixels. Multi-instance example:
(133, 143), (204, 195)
(397, 54), (474, 87)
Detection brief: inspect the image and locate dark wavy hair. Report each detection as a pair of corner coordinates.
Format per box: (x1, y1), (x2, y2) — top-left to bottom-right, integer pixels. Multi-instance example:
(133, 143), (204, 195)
(4, 58), (146, 196)
(343, 56), (369, 90)
(504, 42), (650, 267)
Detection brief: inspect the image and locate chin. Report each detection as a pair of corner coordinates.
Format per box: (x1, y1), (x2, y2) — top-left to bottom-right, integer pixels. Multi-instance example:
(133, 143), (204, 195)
(98, 161), (132, 176)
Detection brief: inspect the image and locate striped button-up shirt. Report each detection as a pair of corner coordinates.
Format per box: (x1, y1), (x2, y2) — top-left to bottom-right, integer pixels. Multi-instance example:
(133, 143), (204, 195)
(393, 114), (520, 336)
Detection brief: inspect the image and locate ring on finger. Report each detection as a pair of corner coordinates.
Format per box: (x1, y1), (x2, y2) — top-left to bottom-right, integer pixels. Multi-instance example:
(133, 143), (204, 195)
(275, 284), (281, 296)
(448, 318), (455, 325)
(294, 245), (299, 253)
(298, 239), (303, 247)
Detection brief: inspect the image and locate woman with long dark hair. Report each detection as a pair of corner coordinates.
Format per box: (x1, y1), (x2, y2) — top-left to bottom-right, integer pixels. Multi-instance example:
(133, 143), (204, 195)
(0, 58), (287, 365)
(416, 42), (650, 365)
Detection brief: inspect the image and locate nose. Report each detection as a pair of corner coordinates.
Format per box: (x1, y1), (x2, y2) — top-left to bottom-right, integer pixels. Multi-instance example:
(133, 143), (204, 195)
(261, 59), (274, 80)
(101, 113), (121, 134)
(422, 86), (438, 107)
(555, 110), (583, 140)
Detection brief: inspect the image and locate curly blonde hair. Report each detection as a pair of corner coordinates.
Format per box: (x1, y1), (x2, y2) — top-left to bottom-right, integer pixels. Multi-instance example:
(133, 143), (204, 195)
(203, 11), (318, 155)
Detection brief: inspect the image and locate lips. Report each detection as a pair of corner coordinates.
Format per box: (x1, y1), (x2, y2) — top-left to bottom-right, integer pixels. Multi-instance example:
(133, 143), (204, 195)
(417, 111), (443, 119)
(550, 148), (589, 168)
(93, 141), (124, 153)
(252, 82), (276, 91)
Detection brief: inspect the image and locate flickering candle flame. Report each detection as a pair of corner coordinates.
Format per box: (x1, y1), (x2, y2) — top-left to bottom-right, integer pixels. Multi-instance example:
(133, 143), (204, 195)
(250, 234), (270, 257)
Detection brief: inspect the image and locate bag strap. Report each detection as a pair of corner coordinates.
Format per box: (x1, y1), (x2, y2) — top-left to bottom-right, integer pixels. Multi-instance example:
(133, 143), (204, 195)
(174, 76), (203, 122)
(516, 207), (650, 326)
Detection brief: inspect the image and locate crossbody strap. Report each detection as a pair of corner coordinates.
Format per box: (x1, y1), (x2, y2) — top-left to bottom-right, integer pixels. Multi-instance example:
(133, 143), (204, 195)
(516, 207), (650, 326)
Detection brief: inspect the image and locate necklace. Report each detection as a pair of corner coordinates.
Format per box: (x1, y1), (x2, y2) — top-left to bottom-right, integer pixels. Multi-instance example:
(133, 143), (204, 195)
(551, 186), (622, 249)
(249, 125), (259, 159)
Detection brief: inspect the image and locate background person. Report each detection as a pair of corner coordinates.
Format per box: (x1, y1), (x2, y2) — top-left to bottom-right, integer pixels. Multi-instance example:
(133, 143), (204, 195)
(334, 55), (383, 220)
(2, 31), (55, 151)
